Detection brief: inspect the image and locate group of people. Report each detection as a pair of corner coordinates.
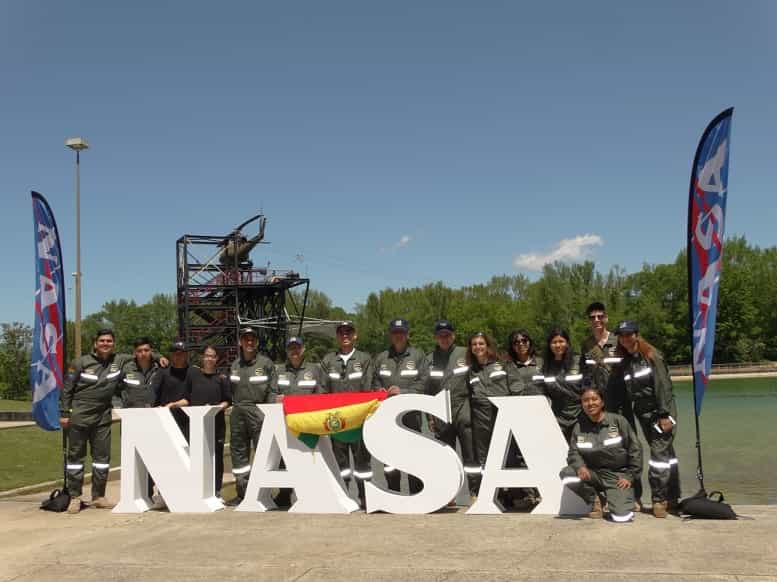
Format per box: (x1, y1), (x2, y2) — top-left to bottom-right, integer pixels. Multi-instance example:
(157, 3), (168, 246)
(59, 301), (680, 522)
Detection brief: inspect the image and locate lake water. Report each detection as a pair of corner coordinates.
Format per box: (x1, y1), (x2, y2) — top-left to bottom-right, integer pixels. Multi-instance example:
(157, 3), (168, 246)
(664, 377), (777, 505)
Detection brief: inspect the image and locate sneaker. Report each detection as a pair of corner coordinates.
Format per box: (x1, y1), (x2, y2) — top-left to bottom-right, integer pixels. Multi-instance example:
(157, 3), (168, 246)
(653, 500), (668, 518)
(92, 497), (115, 509)
(224, 496), (243, 507)
(67, 496), (82, 514)
(588, 498), (603, 519)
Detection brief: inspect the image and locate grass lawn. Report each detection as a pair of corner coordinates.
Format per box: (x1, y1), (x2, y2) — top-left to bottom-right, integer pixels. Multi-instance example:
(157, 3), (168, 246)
(0, 399), (33, 412)
(0, 423), (122, 492)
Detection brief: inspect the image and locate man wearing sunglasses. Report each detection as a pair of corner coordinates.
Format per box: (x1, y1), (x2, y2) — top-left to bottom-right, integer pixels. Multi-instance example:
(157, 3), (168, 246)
(580, 302), (643, 509)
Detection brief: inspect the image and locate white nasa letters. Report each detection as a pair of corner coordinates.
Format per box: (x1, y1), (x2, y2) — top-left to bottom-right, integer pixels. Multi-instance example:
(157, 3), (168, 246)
(114, 406), (223, 513)
(236, 404), (359, 513)
(115, 395), (586, 515)
(362, 391), (464, 514)
(467, 396), (588, 516)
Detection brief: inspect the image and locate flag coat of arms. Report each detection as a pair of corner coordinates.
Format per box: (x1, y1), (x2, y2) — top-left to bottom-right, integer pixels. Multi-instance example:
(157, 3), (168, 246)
(283, 392), (388, 448)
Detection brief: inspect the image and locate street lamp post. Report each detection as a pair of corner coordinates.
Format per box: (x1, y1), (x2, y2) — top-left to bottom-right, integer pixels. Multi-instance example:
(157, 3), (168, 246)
(65, 137), (90, 358)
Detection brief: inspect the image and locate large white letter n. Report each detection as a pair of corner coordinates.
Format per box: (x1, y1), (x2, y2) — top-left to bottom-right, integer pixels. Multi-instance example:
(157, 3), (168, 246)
(113, 406), (223, 513)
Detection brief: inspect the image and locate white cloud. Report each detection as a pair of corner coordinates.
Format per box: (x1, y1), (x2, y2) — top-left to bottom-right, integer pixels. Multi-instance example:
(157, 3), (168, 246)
(394, 235), (411, 249)
(382, 234), (412, 253)
(513, 234), (604, 271)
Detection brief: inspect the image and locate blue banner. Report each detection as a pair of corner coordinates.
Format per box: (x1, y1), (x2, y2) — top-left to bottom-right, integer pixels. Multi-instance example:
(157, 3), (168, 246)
(30, 192), (67, 430)
(687, 109), (734, 417)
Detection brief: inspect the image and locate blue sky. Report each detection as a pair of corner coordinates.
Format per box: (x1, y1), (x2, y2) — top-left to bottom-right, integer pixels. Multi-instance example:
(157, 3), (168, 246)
(2, 1), (775, 325)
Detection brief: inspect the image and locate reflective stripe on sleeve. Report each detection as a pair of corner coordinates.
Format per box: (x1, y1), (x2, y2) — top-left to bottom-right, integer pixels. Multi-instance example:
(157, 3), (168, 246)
(489, 370), (507, 378)
(469, 377), (481, 385)
(106, 371), (121, 379)
(92, 462), (110, 470)
(603, 357), (623, 364)
(66, 464), (84, 470)
(278, 379), (291, 386)
(430, 370), (444, 378)
(329, 372), (340, 380)
(383, 465), (397, 473)
(648, 458), (679, 470)
(347, 372), (363, 380)
(399, 370), (418, 377)
(249, 375), (268, 383)
(633, 367), (652, 378)
(565, 374), (583, 382)
(585, 359), (597, 365)
(123, 378), (141, 386)
(463, 466), (482, 475)
(340, 468), (352, 477)
(230, 375), (240, 382)
(532, 375), (544, 382)
(610, 511), (635, 522)
(232, 465), (251, 475)
(561, 476), (581, 485)
(453, 366), (469, 375)
(297, 380), (317, 387)
(379, 370), (392, 377)
(353, 470), (373, 480)
(80, 373), (99, 382)
(603, 436), (623, 446)
(577, 442), (593, 449)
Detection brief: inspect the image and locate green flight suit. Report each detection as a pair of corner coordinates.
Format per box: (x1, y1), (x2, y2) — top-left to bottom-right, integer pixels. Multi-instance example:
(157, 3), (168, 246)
(61, 352), (132, 498)
(468, 359), (510, 493)
(560, 411), (643, 521)
(320, 349), (374, 497)
(611, 351), (680, 503)
(229, 352), (276, 500)
(271, 359), (325, 505)
(372, 345), (428, 494)
(425, 346), (477, 494)
(534, 358), (584, 442)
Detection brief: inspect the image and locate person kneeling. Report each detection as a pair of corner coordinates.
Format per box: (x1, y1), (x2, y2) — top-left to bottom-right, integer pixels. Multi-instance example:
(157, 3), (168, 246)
(560, 386), (642, 523)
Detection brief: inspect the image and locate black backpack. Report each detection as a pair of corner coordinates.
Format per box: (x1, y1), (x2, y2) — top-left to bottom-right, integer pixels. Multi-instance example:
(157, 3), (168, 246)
(679, 490), (737, 520)
(40, 488), (71, 513)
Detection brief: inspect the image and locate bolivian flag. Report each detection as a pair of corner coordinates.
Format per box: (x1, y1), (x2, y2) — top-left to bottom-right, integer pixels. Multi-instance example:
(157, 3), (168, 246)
(283, 392), (388, 448)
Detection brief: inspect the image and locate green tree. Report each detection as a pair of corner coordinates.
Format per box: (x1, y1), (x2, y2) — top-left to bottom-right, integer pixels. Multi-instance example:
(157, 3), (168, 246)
(0, 322), (33, 400)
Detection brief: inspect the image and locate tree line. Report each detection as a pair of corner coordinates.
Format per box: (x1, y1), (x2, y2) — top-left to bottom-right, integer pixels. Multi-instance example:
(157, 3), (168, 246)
(2, 237), (775, 400)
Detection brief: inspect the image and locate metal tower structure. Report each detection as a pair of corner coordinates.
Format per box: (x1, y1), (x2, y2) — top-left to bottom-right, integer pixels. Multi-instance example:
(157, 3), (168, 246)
(176, 214), (310, 368)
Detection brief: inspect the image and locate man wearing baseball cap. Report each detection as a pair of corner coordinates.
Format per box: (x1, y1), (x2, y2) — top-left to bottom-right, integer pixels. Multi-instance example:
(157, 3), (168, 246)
(269, 335), (325, 507)
(424, 320), (479, 499)
(226, 326), (276, 506)
(151, 341), (192, 439)
(320, 321), (375, 507)
(372, 318), (428, 494)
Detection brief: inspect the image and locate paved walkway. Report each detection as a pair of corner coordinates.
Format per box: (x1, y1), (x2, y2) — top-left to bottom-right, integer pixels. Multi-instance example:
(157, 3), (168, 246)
(1, 480), (775, 582)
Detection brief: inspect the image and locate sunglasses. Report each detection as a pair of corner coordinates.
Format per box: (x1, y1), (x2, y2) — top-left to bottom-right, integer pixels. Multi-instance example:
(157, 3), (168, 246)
(513, 338), (530, 345)
(588, 314), (607, 321)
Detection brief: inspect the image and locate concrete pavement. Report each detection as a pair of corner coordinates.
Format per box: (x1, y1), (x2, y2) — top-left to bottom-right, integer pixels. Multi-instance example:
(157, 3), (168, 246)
(1, 481), (775, 582)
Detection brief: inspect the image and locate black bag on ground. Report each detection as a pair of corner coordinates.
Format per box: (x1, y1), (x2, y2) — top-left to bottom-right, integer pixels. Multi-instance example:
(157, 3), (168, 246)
(40, 488), (71, 512)
(679, 490), (737, 520)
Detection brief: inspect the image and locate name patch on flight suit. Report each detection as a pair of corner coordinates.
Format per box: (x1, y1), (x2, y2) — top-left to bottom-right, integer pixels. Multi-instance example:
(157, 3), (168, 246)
(608, 425), (619, 438)
(456, 358), (466, 368)
(352, 361), (362, 373)
(304, 370), (314, 381)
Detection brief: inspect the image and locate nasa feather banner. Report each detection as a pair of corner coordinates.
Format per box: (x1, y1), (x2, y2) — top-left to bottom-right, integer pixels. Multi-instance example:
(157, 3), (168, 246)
(30, 192), (67, 430)
(687, 108), (734, 416)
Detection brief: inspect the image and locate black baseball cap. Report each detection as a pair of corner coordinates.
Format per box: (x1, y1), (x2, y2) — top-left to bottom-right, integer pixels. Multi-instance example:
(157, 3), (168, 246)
(615, 320), (639, 335)
(336, 321), (355, 332)
(389, 318), (410, 333)
(434, 320), (455, 334)
(240, 326), (259, 337)
(169, 341), (188, 353)
(286, 335), (304, 347)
